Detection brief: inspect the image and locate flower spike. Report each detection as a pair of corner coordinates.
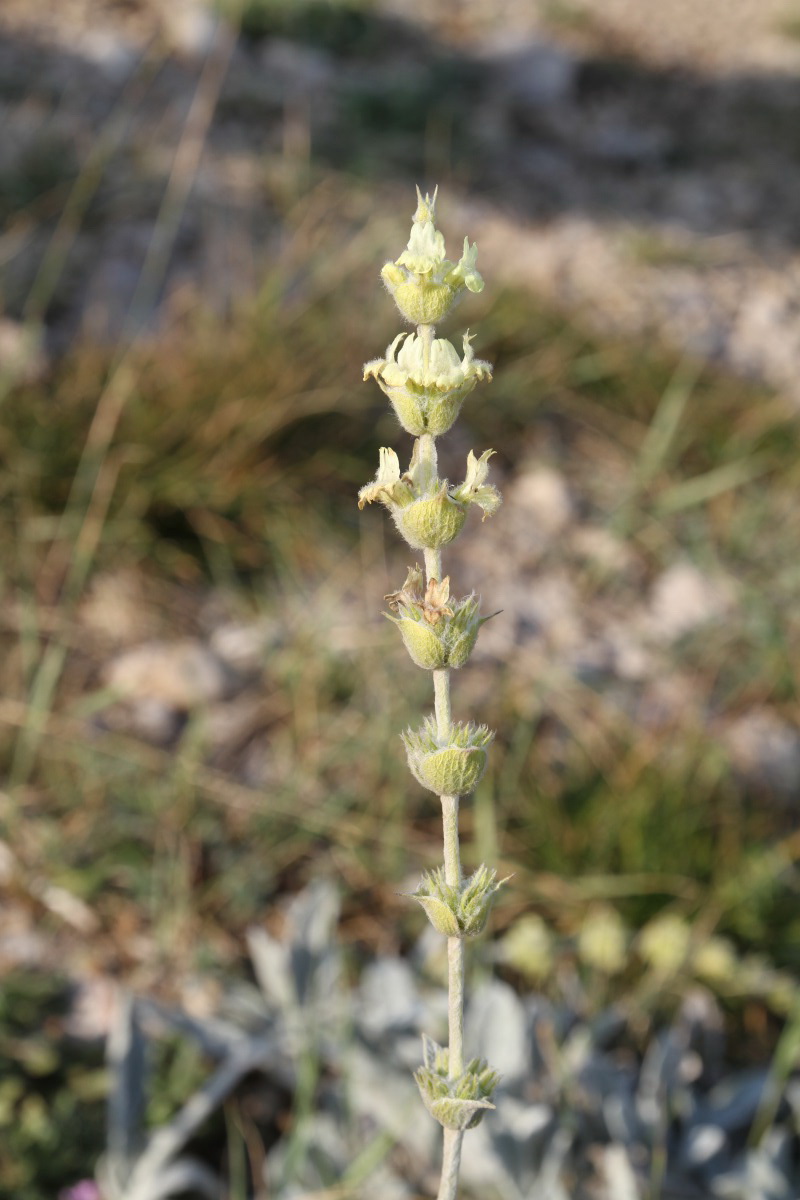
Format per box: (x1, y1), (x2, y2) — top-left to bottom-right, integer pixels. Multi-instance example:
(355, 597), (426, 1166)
(358, 189), (506, 1197)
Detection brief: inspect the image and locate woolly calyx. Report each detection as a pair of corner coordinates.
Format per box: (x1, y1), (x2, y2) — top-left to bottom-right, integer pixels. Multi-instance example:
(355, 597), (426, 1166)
(381, 187), (484, 326)
(402, 717), (493, 796)
(411, 864), (509, 938)
(384, 567), (494, 670)
(399, 490), (467, 550)
(363, 331), (493, 437)
(359, 443), (502, 551)
(415, 1036), (499, 1131)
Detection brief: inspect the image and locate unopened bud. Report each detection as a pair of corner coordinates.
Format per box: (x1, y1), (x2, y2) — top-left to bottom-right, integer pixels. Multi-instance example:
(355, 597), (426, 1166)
(415, 1035), (499, 1131)
(410, 863), (509, 938)
(402, 717), (493, 796)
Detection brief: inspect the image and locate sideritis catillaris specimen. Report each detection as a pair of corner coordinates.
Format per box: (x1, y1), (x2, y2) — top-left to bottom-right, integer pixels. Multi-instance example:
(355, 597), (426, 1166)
(359, 188), (507, 1200)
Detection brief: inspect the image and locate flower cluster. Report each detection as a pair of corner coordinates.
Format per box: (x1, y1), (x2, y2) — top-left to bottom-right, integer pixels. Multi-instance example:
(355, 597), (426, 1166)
(384, 566), (495, 671)
(410, 864), (509, 938)
(415, 1036), (499, 1131)
(402, 716), (493, 797)
(364, 331), (492, 436)
(358, 443), (500, 551)
(380, 187), (484, 325)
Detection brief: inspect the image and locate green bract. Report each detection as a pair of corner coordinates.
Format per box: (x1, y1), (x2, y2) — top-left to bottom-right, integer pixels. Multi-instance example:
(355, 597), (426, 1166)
(411, 864), (509, 938)
(381, 188), (484, 326)
(384, 568), (491, 670)
(415, 1036), (499, 1131)
(364, 331), (492, 436)
(402, 717), (493, 796)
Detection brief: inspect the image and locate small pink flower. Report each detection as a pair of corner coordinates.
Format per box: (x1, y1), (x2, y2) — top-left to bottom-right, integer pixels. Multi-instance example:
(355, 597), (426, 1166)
(59, 1182), (102, 1200)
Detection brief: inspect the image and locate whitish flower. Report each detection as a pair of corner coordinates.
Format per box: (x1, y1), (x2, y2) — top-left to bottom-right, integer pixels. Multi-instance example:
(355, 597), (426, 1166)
(381, 187), (484, 325)
(451, 449), (502, 518)
(358, 442), (501, 550)
(364, 331), (492, 436)
(356, 446), (413, 510)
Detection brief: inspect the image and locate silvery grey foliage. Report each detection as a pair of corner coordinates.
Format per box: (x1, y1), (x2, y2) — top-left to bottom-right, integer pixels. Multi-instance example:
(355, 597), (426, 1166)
(96, 881), (800, 1200)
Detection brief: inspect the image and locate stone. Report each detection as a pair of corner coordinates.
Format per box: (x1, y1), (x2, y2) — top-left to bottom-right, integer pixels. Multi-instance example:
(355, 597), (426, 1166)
(105, 640), (229, 710)
(0, 319), (47, 386)
(649, 562), (734, 642)
(79, 569), (156, 645)
(724, 708), (800, 797)
(508, 465), (574, 537)
(209, 619), (278, 673)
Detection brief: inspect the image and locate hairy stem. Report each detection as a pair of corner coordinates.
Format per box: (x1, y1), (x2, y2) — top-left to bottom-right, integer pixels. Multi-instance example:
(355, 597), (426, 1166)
(441, 794), (464, 1079)
(419, 410), (467, 1200)
(436, 1128), (464, 1200)
(433, 669), (451, 742)
(418, 321), (434, 375)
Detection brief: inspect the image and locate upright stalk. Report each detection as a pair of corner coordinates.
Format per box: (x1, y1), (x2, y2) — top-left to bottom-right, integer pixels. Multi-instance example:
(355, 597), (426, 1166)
(359, 188), (505, 1200)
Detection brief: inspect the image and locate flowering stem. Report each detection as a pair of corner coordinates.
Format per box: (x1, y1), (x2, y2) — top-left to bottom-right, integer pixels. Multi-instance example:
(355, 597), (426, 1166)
(437, 1128), (464, 1200)
(364, 193), (499, 1200)
(419, 321), (434, 376)
(442, 794), (464, 1076)
(419, 399), (466, 1198)
(433, 669), (451, 742)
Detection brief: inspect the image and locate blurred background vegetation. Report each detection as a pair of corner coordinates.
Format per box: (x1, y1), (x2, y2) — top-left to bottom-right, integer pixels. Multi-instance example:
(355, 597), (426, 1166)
(3, 0), (800, 1196)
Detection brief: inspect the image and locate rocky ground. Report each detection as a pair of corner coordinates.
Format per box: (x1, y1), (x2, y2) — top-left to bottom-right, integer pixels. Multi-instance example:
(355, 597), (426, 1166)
(3, 0), (800, 393)
(2, 0), (800, 390)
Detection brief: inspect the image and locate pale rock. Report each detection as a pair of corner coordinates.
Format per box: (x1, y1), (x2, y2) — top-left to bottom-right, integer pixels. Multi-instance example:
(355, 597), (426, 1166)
(210, 619), (277, 672)
(605, 622), (653, 682)
(724, 708), (800, 796)
(202, 695), (266, 760)
(80, 28), (137, 81)
(571, 526), (633, 573)
(105, 639), (228, 710)
(649, 562), (734, 642)
(160, 0), (218, 58)
(509, 465), (573, 537)
(38, 884), (98, 933)
(181, 974), (223, 1020)
(126, 697), (182, 744)
(0, 840), (15, 886)
(0, 319), (47, 386)
(65, 976), (120, 1040)
(80, 569), (156, 644)
(515, 573), (583, 651)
